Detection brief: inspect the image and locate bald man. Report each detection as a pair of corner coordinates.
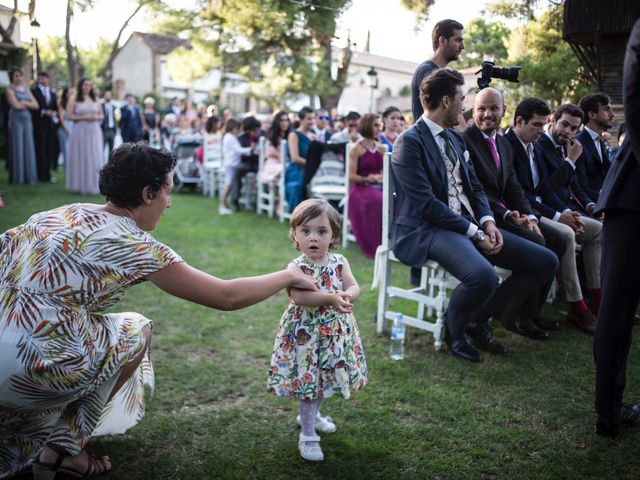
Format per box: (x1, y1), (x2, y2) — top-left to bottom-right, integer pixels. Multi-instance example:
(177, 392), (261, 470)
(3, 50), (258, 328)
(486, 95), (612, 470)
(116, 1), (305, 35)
(462, 88), (565, 344)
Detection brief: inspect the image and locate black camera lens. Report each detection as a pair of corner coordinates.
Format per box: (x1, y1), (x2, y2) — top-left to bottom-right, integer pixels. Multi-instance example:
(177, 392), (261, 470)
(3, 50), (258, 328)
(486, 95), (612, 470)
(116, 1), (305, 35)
(491, 66), (521, 83)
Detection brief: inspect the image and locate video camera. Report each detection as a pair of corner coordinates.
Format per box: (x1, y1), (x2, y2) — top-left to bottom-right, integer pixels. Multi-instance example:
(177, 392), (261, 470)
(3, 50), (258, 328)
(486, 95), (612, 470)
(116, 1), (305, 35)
(476, 61), (521, 90)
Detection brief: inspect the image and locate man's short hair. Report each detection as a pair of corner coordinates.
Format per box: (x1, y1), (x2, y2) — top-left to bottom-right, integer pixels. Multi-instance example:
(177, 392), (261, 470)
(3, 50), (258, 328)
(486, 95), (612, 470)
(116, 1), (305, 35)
(432, 19), (464, 51)
(578, 93), (611, 119)
(345, 111), (361, 122)
(419, 68), (465, 112)
(37, 71), (49, 78)
(553, 103), (584, 123)
(513, 97), (551, 124)
(242, 116), (261, 132)
(298, 106), (313, 120)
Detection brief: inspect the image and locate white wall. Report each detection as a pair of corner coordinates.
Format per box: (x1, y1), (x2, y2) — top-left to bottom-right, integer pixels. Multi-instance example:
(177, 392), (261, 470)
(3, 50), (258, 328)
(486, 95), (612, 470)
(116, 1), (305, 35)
(112, 36), (153, 99)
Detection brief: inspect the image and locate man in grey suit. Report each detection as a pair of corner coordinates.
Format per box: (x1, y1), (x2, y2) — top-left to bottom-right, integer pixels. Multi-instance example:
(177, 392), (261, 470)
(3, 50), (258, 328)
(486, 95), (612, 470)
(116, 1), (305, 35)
(391, 68), (558, 362)
(593, 19), (640, 438)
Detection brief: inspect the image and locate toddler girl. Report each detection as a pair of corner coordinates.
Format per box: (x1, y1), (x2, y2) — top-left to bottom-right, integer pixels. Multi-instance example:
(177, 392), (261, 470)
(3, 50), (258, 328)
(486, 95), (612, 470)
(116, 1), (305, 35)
(267, 198), (367, 462)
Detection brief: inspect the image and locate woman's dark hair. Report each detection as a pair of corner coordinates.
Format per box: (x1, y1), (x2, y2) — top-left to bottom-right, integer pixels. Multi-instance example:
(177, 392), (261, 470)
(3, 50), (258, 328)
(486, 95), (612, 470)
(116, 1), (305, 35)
(8, 67), (22, 83)
(76, 77), (96, 102)
(225, 118), (240, 133)
(58, 87), (70, 110)
(381, 106), (401, 132)
(358, 113), (380, 139)
(267, 110), (291, 148)
(205, 115), (220, 133)
(99, 143), (176, 208)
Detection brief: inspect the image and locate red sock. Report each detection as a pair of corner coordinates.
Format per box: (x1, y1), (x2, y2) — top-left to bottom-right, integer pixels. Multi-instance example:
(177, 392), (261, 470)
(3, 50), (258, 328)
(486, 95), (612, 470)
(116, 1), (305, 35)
(570, 300), (589, 314)
(589, 289), (602, 306)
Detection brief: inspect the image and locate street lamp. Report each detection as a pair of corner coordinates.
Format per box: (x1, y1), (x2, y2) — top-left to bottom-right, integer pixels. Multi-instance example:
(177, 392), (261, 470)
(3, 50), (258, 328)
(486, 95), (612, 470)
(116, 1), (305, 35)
(30, 18), (41, 81)
(366, 66), (378, 113)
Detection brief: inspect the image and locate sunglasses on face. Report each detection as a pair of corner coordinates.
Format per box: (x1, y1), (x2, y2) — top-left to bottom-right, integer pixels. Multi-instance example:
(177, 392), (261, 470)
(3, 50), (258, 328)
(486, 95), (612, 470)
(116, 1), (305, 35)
(319, 115), (331, 121)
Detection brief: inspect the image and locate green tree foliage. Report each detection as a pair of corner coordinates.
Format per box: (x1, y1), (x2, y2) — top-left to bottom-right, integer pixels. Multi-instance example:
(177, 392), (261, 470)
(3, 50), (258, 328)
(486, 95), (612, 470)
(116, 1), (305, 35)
(458, 17), (510, 68)
(399, 0), (436, 26)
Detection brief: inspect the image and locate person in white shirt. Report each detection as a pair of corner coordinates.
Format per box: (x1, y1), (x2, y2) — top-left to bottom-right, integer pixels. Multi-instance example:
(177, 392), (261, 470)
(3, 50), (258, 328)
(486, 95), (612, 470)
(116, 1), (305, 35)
(220, 119), (254, 215)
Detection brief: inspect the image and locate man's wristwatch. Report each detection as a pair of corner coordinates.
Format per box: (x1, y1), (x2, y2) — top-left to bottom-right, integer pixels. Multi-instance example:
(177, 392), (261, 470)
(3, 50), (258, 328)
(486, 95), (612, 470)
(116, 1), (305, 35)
(473, 230), (486, 242)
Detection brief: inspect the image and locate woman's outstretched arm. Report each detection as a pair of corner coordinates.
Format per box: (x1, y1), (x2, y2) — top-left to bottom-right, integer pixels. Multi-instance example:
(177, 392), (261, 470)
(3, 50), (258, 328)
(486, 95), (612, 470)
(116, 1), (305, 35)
(148, 262), (317, 311)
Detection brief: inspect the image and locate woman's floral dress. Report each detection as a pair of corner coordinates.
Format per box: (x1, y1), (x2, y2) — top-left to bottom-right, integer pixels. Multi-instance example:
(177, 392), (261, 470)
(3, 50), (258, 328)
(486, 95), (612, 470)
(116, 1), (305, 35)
(0, 204), (182, 479)
(268, 253), (367, 401)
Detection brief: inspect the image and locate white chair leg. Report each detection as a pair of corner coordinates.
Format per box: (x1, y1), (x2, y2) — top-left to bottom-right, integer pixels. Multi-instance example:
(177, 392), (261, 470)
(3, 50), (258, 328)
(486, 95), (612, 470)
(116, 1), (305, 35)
(376, 253), (391, 334)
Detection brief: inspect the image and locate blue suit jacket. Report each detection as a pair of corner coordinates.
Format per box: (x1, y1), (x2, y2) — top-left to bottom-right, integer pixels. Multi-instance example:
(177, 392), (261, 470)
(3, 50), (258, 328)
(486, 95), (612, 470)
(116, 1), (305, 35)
(119, 105), (142, 143)
(390, 118), (492, 268)
(506, 129), (567, 219)
(575, 128), (610, 202)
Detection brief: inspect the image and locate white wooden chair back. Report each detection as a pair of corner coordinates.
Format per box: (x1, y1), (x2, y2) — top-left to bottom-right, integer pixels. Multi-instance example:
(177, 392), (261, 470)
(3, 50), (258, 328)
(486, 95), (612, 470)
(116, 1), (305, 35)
(278, 139), (292, 223)
(256, 137), (277, 217)
(341, 142), (356, 249)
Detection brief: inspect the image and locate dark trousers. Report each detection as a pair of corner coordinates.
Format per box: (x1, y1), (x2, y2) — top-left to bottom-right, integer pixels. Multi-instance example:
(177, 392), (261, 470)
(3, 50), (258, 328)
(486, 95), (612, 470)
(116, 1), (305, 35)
(34, 124), (59, 181)
(427, 228), (559, 341)
(103, 127), (116, 154)
(594, 210), (640, 421)
(497, 218), (567, 320)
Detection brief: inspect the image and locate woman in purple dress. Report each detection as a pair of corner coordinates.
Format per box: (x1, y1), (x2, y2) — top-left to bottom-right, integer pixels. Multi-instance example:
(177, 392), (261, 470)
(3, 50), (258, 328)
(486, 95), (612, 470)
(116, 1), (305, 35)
(347, 114), (387, 258)
(66, 78), (104, 195)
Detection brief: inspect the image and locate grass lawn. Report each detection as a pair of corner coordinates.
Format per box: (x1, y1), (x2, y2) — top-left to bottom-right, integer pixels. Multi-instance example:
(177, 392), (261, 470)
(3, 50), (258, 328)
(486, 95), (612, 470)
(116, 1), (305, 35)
(1, 170), (639, 480)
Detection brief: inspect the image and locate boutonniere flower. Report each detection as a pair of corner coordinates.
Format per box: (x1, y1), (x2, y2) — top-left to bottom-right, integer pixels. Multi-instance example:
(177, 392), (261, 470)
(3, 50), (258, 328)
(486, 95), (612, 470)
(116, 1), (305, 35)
(463, 150), (470, 162)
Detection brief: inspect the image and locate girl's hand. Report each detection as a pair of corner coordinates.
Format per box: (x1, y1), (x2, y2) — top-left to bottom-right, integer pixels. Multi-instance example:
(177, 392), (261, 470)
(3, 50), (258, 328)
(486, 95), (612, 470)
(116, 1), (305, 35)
(287, 264), (318, 292)
(330, 291), (353, 313)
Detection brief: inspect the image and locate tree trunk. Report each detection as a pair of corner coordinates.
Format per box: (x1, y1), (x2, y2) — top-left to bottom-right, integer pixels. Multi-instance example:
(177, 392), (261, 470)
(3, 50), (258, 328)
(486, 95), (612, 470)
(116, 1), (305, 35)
(0, 0), (21, 46)
(66, 0), (81, 86)
(318, 42), (352, 111)
(101, 3), (144, 89)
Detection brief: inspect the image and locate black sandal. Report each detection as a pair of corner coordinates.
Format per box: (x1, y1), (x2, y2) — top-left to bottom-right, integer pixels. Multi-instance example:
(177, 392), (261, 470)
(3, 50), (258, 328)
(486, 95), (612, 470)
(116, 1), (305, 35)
(32, 444), (111, 479)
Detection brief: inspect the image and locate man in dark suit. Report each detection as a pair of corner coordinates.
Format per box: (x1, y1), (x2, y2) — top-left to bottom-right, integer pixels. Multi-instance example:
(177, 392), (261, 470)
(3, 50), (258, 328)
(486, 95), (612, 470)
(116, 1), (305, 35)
(119, 94), (143, 143)
(576, 93), (614, 202)
(411, 19), (464, 122)
(463, 88), (565, 344)
(537, 104), (598, 216)
(31, 71), (59, 182)
(101, 90), (117, 154)
(593, 19), (640, 438)
(165, 97), (183, 117)
(507, 98), (602, 335)
(391, 69), (558, 362)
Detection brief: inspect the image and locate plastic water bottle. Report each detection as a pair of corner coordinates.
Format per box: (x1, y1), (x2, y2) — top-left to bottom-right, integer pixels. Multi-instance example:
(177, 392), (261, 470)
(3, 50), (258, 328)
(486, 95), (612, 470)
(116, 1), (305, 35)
(389, 313), (406, 360)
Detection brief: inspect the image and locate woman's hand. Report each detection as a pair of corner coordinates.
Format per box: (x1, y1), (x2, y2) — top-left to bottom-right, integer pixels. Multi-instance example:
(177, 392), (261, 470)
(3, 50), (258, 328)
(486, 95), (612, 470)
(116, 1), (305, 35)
(287, 263), (318, 292)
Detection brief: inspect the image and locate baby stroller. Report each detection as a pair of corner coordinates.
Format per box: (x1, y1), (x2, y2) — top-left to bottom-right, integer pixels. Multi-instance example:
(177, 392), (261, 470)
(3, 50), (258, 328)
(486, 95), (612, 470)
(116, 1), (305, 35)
(173, 139), (204, 192)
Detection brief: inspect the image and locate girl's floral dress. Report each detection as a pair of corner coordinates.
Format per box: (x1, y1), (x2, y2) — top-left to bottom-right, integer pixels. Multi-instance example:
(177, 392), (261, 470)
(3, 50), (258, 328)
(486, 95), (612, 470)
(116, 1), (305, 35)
(268, 253), (367, 400)
(0, 204), (182, 478)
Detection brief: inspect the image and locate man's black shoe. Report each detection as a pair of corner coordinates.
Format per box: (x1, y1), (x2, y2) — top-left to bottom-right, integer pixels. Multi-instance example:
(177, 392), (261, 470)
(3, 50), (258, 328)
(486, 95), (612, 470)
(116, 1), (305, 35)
(596, 404), (640, 438)
(534, 317), (560, 331)
(445, 336), (483, 363)
(504, 317), (549, 340)
(467, 323), (506, 355)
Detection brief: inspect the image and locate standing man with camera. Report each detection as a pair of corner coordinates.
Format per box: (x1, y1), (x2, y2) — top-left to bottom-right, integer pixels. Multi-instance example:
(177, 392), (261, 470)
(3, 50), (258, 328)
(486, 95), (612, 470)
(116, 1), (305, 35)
(411, 19), (464, 122)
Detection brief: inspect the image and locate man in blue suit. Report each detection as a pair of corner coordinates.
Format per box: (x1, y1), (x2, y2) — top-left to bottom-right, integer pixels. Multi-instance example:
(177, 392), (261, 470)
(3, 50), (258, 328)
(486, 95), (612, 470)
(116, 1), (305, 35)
(593, 19), (640, 438)
(119, 94), (143, 143)
(576, 93), (614, 202)
(391, 69), (558, 362)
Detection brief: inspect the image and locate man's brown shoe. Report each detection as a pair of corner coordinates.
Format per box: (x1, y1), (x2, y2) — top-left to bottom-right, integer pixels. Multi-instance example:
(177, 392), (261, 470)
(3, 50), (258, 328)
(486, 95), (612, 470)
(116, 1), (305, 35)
(567, 309), (597, 335)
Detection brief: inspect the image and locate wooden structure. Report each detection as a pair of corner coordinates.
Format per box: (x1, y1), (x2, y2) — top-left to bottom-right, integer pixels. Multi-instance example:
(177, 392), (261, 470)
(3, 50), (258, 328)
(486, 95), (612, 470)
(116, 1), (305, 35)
(563, 0), (640, 105)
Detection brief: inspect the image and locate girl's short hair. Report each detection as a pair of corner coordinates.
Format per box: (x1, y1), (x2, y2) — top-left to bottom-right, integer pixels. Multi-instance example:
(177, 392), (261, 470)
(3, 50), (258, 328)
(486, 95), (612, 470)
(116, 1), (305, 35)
(289, 199), (342, 250)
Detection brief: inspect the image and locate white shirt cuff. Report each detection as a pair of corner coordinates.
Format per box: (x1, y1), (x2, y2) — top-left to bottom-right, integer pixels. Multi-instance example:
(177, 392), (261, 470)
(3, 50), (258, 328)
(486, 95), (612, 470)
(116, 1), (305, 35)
(564, 158), (576, 170)
(466, 222), (478, 238)
(503, 210), (511, 221)
(552, 211), (561, 221)
(527, 214), (538, 222)
(479, 215), (495, 227)
(563, 208), (572, 213)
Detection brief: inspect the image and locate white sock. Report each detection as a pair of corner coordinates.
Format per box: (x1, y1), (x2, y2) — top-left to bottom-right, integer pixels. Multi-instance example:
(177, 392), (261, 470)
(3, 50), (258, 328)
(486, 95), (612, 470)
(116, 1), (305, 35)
(299, 400), (320, 447)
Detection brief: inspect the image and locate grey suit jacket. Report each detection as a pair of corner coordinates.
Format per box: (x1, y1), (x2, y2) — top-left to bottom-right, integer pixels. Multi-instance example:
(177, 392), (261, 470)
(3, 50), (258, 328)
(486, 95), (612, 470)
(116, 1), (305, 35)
(390, 118), (492, 268)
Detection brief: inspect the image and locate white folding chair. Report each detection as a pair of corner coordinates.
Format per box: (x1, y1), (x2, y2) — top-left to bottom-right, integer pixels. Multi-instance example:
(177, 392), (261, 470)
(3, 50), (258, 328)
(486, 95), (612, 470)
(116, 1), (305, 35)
(341, 142), (356, 249)
(372, 152), (511, 351)
(256, 137), (277, 218)
(278, 140), (292, 223)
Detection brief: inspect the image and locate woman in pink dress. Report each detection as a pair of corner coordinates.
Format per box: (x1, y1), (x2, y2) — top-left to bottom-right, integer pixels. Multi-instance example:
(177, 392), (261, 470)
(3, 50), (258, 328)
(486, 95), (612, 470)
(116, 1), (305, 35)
(66, 78), (104, 195)
(260, 110), (291, 184)
(347, 114), (387, 258)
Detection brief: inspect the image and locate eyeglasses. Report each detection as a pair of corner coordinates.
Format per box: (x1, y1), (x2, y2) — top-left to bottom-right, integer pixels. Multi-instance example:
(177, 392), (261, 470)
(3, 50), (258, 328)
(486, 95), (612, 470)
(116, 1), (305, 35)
(319, 115), (331, 121)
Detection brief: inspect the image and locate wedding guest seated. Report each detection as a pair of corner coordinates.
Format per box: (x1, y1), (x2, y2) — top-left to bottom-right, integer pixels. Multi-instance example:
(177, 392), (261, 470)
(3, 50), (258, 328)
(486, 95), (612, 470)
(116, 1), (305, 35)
(348, 113), (386, 258)
(285, 107), (317, 211)
(379, 106), (402, 152)
(220, 119), (254, 215)
(260, 110), (291, 185)
(329, 111), (361, 144)
(313, 108), (332, 142)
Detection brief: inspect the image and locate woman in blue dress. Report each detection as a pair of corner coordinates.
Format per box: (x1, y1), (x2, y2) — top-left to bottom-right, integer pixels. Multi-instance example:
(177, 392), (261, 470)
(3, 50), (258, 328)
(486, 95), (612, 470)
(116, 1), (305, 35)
(5, 67), (38, 184)
(378, 106), (402, 153)
(285, 107), (317, 211)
